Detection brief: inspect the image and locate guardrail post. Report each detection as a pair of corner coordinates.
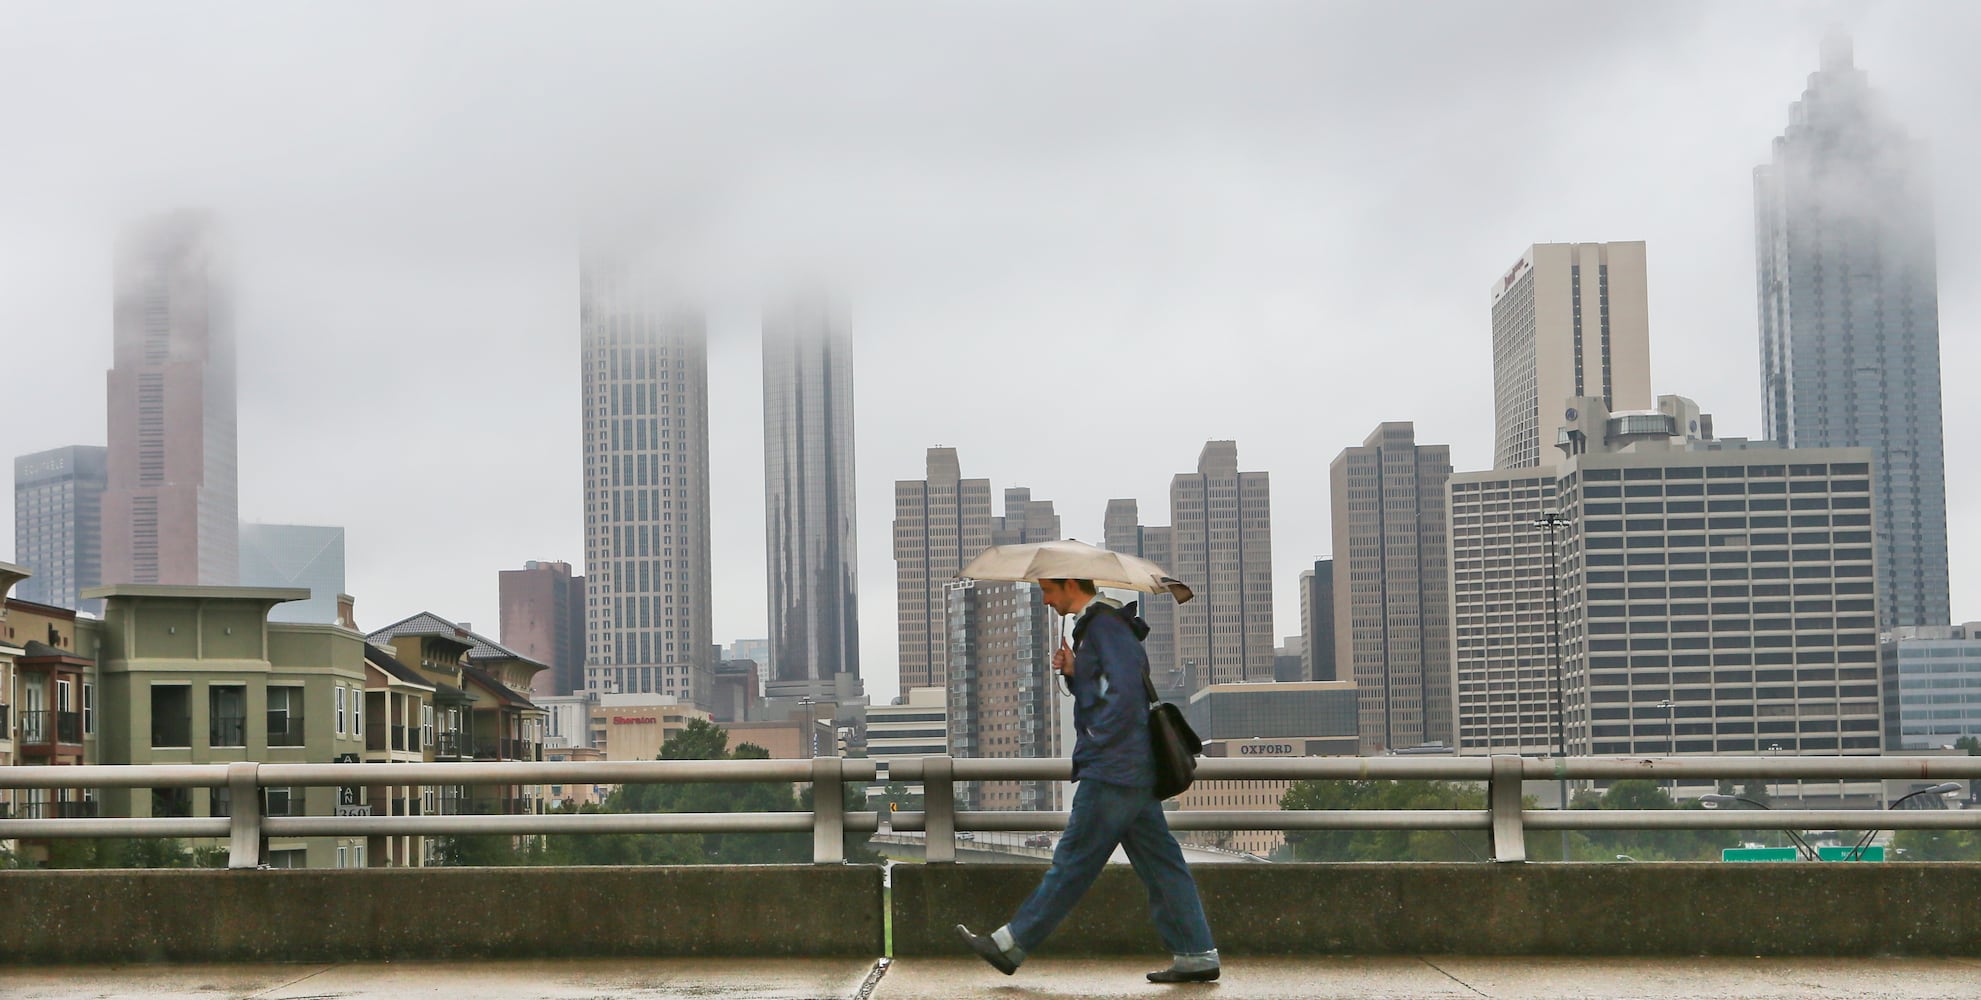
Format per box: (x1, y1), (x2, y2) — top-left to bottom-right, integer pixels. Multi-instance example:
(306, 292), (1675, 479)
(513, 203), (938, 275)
(226, 762), (265, 870)
(924, 755), (956, 864)
(812, 756), (845, 864)
(1489, 755), (1527, 864)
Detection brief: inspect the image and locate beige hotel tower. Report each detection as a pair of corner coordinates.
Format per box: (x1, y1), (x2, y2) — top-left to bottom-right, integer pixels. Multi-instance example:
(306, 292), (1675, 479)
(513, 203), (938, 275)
(1491, 242), (1652, 469)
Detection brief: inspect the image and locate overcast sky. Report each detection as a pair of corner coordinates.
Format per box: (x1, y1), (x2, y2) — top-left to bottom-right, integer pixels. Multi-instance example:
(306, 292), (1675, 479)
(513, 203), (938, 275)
(4, 1), (1979, 702)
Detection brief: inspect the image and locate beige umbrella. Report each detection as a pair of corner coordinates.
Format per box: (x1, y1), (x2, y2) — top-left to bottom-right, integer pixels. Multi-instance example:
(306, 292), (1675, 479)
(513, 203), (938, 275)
(957, 538), (1194, 603)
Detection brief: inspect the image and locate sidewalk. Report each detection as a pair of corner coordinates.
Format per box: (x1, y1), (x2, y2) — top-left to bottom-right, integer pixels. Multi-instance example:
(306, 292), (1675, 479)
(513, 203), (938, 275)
(9, 955), (1981, 999)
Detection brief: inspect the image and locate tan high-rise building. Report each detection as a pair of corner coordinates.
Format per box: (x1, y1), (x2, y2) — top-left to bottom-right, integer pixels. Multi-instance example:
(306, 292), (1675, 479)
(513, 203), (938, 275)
(1169, 441), (1274, 691)
(102, 213), (237, 587)
(1491, 242), (1652, 470)
(1332, 423), (1453, 754)
(579, 247), (713, 709)
(893, 448), (992, 692)
(1103, 499), (1178, 693)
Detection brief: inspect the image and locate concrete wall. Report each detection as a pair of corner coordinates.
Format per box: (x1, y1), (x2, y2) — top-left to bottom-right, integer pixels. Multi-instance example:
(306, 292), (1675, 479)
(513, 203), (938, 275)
(0, 866), (883, 963)
(10, 863), (1981, 963)
(893, 863), (1981, 957)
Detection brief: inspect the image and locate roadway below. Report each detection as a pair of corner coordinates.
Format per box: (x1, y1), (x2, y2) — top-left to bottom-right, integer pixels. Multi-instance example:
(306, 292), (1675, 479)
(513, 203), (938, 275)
(12, 955), (1981, 999)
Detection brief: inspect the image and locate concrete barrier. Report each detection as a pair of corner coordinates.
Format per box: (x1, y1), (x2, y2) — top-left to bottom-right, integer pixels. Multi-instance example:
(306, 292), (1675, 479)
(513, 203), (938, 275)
(892, 863), (1981, 957)
(0, 866), (884, 964)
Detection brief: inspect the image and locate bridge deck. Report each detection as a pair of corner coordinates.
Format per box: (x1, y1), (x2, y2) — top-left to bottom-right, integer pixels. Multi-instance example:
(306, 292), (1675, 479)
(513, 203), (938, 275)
(10, 956), (1981, 999)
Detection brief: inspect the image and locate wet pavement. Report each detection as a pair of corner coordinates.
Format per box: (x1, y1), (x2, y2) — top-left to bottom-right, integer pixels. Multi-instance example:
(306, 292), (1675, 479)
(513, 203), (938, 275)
(9, 955), (1981, 999)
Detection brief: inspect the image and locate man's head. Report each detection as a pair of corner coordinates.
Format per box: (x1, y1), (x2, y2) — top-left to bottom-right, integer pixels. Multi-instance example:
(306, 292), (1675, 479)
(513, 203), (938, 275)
(1037, 578), (1097, 615)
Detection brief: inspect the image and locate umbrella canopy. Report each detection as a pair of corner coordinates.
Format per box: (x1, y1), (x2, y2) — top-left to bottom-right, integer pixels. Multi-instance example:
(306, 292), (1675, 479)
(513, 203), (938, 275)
(957, 538), (1194, 603)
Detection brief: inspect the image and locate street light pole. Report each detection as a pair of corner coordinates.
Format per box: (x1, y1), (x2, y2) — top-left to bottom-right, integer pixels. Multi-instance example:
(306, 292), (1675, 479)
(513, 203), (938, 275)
(1656, 699), (1676, 797)
(1533, 509), (1570, 860)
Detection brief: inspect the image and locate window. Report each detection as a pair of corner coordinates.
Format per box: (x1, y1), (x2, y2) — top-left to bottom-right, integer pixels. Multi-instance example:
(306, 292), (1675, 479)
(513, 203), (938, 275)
(152, 787), (192, 818)
(264, 787), (296, 817)
(151, 684), (192, 748)
(336, 685), (347, 736)
(268, 687), (304, 746)
(423, 704), (434, 750)
(337, 846), (348, 869)
(82, 682), (94, 737)
(353, 688), (363, 743)
(209, 685), (247, 747)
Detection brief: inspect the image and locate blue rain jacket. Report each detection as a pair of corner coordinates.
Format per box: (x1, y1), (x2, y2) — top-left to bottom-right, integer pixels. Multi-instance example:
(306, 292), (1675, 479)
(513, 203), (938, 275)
(1069, 603), (1156, 790)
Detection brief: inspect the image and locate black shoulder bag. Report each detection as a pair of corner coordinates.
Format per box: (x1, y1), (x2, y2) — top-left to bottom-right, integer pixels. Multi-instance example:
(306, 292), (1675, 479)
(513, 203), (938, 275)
(1073, 601), (1203, 800)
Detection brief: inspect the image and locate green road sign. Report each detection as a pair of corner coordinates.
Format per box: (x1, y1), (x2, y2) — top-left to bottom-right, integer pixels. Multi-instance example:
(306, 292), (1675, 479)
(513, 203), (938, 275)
(1720, 846), (1886, 862)
(1816, 845), (1884, 862)
(1722, 847), (1800, 862)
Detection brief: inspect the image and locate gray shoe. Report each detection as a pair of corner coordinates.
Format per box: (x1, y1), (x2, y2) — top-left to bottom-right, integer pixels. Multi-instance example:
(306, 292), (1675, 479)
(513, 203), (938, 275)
(954, 924), (1018, 975)
(1147, 965), (1220, 983)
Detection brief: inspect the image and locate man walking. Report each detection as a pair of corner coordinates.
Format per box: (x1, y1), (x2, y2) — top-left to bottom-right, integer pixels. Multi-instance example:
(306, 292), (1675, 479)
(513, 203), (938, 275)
(956, 577), (1220, 983)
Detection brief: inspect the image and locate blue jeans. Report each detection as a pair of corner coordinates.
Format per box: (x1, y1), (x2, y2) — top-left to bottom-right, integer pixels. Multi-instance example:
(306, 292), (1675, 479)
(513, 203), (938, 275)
(1006, 779), (1216, 955)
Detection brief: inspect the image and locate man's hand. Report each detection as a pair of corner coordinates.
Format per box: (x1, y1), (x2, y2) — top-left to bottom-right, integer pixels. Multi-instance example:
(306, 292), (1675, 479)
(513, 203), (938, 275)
(1053, 641), (1075, 679)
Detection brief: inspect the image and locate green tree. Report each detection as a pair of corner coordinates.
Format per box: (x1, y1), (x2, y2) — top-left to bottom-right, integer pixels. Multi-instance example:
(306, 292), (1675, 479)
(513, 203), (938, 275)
(1280, 780), (1490, 862)
(876, 782), (923, 813)
(598, 720), (810, 865)
(1564, 780), (1736, 862)
(1894, 827), (1981, 861)
(1954, 736), (1981, 756)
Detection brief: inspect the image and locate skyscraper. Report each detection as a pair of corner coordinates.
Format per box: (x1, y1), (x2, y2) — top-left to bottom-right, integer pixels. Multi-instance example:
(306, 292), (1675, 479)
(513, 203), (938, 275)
(762, 296), (860, 703)
(1169, 441), (1274, 690)
(1103, 499), (1178, 692)
(892, 448), (992, 692)
(1331, 423), (1453, 754)
(1491, 242), (1653, 470)
(947, 491), (1061, 811)
(102, 213), (237, 587)
(579, 248), (714, 708)
(1447, 466), (1560, 757)
(13, 446), (108, 614)
(500, 560), (587, 699)
(1298, 559), (1336, 683)
(1550, 399), (1883, 799)
(1756, 36), (1949, 630)
(238, 523), (346, 625)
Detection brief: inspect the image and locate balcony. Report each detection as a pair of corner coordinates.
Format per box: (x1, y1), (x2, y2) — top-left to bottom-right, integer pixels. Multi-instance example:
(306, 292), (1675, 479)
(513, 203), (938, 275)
(18, 710), (83, 748)
(468, 797), (537, 815)
(18, 800), (100, 819)
(435, 732), (472, 758)
(367, 723), (420, 753)
(209, 713), (247, 749)
(0, 702), (8, 741)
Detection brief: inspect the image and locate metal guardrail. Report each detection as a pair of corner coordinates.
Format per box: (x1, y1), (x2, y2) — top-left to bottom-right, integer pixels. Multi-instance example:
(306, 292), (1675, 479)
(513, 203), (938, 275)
(2, 755), (1979, 868)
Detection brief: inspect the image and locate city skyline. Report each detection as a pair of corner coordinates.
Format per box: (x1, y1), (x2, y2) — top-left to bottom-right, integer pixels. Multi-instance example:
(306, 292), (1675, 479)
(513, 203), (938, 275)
(5, 12), (1981, 703)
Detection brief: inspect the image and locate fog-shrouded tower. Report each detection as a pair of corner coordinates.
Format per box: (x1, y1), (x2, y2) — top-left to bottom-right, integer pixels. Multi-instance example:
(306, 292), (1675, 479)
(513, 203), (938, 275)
(1756, 35), (1949, 629)
(102, 212), (237, 587)
(762, 295), (861, 704)
(579, 246), (714, 708)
